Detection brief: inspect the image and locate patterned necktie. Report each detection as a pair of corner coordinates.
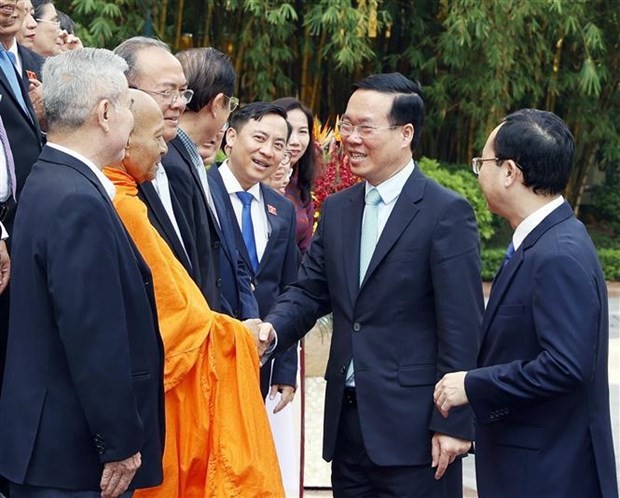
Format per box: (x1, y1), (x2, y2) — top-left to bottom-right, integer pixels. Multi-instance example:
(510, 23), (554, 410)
(359, 188), (383, 285)
(0, 114), (16, 199)
(236, 191), (259, 272)
(0, 50), (29, 116)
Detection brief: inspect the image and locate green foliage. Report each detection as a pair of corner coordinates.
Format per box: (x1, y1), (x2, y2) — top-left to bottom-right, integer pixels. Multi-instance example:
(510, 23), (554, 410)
(481, 248), (505, 281)
(418, 157), (494, 242)
(598, 249), (620, 281)
(590, 174), (620, 233)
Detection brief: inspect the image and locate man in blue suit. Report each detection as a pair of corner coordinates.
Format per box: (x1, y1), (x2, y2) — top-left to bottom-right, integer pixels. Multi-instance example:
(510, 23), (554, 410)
(260, 73), (483, 496)
(434, 109), (619, 498)
(0, 49), (165, 498)
(209, 102), (299, 411)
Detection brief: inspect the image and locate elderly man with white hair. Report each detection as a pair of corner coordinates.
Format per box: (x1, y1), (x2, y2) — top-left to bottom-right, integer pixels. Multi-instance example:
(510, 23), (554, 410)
(0, 48), (165, 498)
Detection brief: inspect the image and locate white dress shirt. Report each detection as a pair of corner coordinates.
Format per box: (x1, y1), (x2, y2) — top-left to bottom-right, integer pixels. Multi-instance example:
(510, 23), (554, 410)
(8, 39), (22, 77)
(46, 143), (115, 200)
(0, 221), (7, 240)
(512, 196), (565, 250)
(150, 163), (187, 252)
(0, 134), (9, 202)
(219, 160), (270, 262)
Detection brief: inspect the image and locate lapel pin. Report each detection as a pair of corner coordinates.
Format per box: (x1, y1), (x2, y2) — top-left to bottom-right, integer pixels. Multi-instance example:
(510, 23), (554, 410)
(267, 204), (277, 216)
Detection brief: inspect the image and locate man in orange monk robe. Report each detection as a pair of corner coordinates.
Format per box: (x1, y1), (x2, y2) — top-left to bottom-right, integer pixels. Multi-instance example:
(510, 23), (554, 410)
(103, 89), (284, 498)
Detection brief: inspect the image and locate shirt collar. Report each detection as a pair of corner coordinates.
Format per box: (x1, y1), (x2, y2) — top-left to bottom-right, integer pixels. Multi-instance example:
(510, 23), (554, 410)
(46, 142), (116, 200)
(365, 159), (415, 205)
(219, 159), (262, 202)
(512, 195), (564, 250)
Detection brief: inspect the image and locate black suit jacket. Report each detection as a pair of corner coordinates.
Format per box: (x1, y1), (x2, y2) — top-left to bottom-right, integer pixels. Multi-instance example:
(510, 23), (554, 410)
(18, 44), (44, 82)
(137, 180), (200, 285)
(209, 166), (298, 394)
(0, 146), (165, 490)
(162, 137), (221, 311)
(266, 165), (484, 466)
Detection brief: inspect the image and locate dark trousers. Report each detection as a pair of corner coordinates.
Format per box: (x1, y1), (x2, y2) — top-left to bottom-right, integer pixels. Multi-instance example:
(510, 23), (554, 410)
(10, 483), (133, 498)
(331, 388), (463, 498)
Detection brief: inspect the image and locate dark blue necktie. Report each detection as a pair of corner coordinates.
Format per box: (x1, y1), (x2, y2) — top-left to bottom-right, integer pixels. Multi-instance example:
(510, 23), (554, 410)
(502, 241), (515, 267)
(236, 191), (259, 272)
(0, 50), (29, 116)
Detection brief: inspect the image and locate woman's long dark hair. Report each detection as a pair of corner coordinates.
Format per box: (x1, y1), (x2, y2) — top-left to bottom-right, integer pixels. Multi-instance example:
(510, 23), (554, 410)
(273, 97), (317, 205)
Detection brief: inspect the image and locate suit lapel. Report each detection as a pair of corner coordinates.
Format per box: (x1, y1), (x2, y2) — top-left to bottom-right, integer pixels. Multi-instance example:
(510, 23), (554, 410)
(359, 167), (424, 289)
(207, 167), (236, 264)
(480, 201), (574, 345)
(257, 185), (281, 277)
(0, 69), (37, 130)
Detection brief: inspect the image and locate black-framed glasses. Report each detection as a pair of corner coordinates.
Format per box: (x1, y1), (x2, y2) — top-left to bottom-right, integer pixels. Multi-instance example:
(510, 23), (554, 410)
(471, 157), (523, 175)
(133, 87), (194, 106)
(223, 94), (239, 112)
(337, 121), (400, 139)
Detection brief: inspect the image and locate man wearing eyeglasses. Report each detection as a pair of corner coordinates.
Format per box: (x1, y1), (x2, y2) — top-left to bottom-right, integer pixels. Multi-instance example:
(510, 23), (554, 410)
(113, 37), (218, 305)
(165, 47), (259, 321)
(434, 110), (618, 498)
(257, 72), (483, 497)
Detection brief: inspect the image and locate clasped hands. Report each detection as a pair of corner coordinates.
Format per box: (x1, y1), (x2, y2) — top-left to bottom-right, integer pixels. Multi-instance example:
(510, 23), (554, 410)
(242, 318), (276, 359)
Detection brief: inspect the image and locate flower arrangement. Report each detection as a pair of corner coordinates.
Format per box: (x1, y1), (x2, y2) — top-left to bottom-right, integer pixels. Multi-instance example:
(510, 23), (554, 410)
(312, 116), (362, 213)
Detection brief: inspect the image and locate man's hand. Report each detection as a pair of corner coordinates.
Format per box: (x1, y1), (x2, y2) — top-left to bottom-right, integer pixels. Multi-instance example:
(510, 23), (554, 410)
(243, 319), (275, 358)
(269, 384), (295, 413)
(433, 371), (469, 418)
(0, 240), (10, 294)
(431, 433), (471, 480)
(100, 452), (141, 498)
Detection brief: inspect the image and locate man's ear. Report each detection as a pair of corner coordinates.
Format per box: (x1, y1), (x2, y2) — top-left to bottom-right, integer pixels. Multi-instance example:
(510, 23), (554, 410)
(97, 99), (111, 132)
(504, 160), (522, 187)
(402, 123), (414, 149)
(209, 93), (226, 118)
(225, 126), (237, 148)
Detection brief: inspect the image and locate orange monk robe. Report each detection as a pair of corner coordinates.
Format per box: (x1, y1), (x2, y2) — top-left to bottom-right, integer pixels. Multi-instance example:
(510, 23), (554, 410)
(103, 168), (284, 498)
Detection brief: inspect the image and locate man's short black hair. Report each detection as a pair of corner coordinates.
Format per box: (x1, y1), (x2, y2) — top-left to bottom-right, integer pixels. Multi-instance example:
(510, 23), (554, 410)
(176, 47), (234, 113)
(229, 102), (291, 139)
(353, 72), (424, 152)
(494, 109), (574, 195)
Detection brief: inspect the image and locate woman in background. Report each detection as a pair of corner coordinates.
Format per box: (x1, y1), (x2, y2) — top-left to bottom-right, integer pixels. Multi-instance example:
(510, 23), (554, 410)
(273, 97), (320, 256)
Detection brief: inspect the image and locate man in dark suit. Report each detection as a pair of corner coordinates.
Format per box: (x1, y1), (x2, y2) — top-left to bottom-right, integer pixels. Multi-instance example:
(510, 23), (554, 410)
(258, 73), (483, 496)
(0, 48), (165, 498)
(435, 109), (619, 498)
(209, 102), (298, 411)
(173, 46), (258, 320)
(113, 37), (203, 289)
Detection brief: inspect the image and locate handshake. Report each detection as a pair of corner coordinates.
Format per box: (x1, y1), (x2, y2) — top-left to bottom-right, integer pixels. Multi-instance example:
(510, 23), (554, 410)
(242, 319), (277, 362)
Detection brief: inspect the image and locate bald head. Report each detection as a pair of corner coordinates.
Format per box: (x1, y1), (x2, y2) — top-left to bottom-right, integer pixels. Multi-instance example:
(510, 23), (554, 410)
(121, 89), (168, 183)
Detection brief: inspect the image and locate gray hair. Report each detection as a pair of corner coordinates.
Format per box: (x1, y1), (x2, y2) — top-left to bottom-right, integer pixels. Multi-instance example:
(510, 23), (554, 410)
(42, 48), (129, 132)
(113, 36), (171, 86)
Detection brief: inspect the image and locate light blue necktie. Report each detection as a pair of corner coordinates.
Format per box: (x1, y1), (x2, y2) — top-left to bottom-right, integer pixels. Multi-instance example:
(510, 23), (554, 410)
(0, 50), (29, 116)
(346, 187), (383, 386)
(359, 188), (383, 285)
(236, 191), (259, 272)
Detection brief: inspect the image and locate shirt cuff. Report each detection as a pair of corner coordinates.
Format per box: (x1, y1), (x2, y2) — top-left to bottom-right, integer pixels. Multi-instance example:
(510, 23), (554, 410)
(0, 222), (7, 240)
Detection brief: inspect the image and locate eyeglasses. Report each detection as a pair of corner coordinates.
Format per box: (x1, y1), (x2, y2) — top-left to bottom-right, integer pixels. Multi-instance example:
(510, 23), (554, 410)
(134, 87), (194, 105)
(337, 121), (400, 139)
(280, 151), (291, 165)
(471, 157), (523, 175)
(223, 94), (239, 112)
(36, 18), (61, 28)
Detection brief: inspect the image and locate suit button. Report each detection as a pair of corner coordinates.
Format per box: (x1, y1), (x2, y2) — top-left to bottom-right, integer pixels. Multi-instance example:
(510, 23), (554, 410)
(213, 241), (221, 249)
(352, 322), (361, 332)
(340, 365), (347, 374)
(216, 278), (222, 287)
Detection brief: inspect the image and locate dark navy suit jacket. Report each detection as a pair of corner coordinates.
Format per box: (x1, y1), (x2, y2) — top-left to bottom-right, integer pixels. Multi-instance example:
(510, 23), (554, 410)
(0, 146), (165, 490)
(209, 166), (298, 394)
(162, 137), (221, 311)
(465, 201), (618, 498)
(266, 165), (483, 468)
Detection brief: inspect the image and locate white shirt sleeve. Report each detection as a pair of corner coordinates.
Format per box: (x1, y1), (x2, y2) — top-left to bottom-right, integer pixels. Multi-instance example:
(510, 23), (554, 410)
(0, 221), (7, 240)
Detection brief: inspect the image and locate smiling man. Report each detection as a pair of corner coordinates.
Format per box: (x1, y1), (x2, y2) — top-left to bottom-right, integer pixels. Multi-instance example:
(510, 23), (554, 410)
(260, 73), (484, 497)
(208, 101), (299, 409)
